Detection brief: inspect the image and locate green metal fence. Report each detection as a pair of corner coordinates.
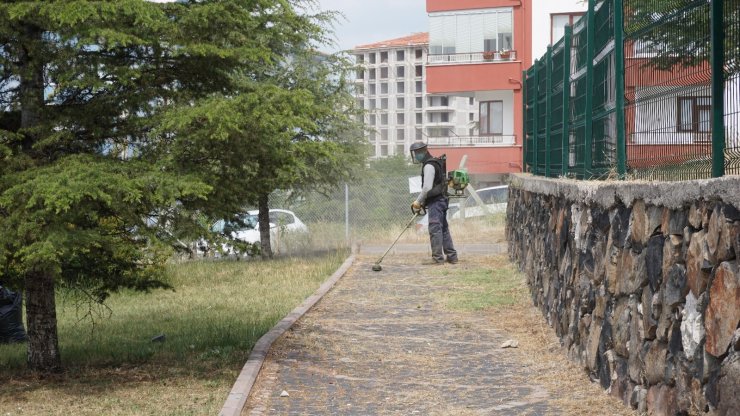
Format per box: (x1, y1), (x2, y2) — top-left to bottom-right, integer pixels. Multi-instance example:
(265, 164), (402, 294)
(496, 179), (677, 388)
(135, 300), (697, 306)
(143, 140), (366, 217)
(523, 0), (739, 180)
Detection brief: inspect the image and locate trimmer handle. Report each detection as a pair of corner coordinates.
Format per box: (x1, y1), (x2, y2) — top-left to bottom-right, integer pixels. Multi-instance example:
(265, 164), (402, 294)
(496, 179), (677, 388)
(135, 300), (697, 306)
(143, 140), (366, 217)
(411, 206), (427, 216)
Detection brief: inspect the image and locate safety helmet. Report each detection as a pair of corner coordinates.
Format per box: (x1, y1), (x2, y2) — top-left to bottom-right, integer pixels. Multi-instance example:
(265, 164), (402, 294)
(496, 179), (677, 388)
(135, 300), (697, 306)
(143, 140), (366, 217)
(409, 141), (428, 164)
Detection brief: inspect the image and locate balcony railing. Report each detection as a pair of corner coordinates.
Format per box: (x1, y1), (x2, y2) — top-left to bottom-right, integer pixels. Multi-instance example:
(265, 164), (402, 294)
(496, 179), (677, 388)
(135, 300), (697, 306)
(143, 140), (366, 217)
(426, 135), (517, 147)
(427, 50), (518, 65)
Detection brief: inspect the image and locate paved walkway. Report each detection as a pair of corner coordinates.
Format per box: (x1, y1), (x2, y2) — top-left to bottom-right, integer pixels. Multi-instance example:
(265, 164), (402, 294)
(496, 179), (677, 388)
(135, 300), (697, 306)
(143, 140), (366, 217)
(243, 252), (555, 416)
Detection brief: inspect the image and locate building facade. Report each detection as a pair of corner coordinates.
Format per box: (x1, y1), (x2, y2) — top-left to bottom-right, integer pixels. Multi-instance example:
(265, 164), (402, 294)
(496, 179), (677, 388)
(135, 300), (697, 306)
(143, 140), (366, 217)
(424, 0), (533, 185)
(353, 33), (478, 159)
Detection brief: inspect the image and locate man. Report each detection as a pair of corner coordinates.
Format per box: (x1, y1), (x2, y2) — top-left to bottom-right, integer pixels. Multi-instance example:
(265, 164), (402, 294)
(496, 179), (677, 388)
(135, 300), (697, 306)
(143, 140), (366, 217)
(410, 142), (458, 264)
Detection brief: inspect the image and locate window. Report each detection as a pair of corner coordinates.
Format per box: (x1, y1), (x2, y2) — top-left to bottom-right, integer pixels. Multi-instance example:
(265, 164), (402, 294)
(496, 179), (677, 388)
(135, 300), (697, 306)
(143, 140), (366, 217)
(368, 83), (376, 95)
(354, 84), (364, 95)
(380, 67), (388, 79)
(381, 129), (388, 141)
(415, 49), (423, 60)
(369, 114), (376, 125)
(396, 66), (405, 77)
(355, 54), (365, 64)
(356, 98), (364, 109)
(416, 112), (423, 124)
(369, 68), (376, 80)
(368, 99), (376, 110)
(430, 8), (513, 54)
(396, 144), (405, 156)
(415, 128), (423, 140)
(380, 82), (388, 95)
(480, 101), (504, 135)
(381, 98), (388, 109)
(469, 113), (475, 121)
(380, 51), (388, 63)
(551, 13), (584, 44)
(416, 81), (423, 93)
(397, 113), (405, 124)
(380, 113), (388, 125)
(369, 53), (376, 64)
(469, 97), (475, 106)
(396, 50), (405, 61)
(397, 97), (405, 109)
(397, 129), (405, 141)
(415, 97), (423, 109)
(677, 97), (711, 133)
(415, 65), (423, 77)
(397, 81), (405, 93)
(356, 69), (364, 80)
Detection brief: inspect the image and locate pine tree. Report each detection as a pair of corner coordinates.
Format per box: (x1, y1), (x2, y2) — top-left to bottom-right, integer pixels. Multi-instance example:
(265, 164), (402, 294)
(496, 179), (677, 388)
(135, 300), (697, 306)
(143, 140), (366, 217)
(0, 0), (361, 372)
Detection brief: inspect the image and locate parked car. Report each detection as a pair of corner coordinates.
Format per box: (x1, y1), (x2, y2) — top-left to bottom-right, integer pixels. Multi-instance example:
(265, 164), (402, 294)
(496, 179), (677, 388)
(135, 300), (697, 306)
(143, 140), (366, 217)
(198, 209), (308, 257)
(450, 185), (509, 219)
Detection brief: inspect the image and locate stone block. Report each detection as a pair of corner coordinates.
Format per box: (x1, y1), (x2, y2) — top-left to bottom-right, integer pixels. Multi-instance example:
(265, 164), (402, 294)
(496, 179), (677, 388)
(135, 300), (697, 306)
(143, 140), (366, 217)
(644, 341), (668, 385)
(686, 230), (711, 296)
(646, 384), (677, 416)
(664, 263), (688, 308)
(612, 204), (631, 249)
(662, 208), (687, 236)
(661, 235), (683, 291)
(705, 261), (740, 357)
(646, 235), (665, 292)
(718, 353), (740, 416)
(705, 204), (735, 263)
(732, 222), (740, 260)
(612, 297), (632, 357)
(642, 285), (658, 340)
(629, 299), (644, 382)
(680, 291), (706, 358)
(630, 200), (648, 245)
(689, 201), (703, 229)
(618, 247), (648, 295)
(674, 359), (707, 414)
(587, 317), (604, 372)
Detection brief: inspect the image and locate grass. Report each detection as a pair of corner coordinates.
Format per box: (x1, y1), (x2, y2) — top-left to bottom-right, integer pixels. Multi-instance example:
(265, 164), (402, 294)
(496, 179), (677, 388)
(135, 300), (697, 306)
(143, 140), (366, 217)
(0, 250), (348, 416)
(432, 256), (526, 311)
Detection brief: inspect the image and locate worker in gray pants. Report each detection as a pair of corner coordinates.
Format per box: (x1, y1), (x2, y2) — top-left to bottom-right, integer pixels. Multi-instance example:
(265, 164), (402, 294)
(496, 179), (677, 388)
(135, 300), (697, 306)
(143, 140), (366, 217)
(409, 142), (458, 264)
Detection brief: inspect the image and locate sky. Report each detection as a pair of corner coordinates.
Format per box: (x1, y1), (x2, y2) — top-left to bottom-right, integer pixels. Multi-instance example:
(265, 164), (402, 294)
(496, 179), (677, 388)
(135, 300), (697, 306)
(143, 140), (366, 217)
(314, 0), (428, 53)
(151, 1), (587, 57)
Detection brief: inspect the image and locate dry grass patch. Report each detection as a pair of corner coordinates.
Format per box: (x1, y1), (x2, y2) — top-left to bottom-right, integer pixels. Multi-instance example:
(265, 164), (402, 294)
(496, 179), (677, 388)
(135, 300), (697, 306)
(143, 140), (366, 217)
(0, 251), (348, 416)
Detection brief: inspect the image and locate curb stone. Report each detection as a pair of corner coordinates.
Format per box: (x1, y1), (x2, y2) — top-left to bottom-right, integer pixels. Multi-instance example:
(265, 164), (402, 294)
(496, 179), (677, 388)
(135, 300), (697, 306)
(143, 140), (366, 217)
(219, 255), (356, 416)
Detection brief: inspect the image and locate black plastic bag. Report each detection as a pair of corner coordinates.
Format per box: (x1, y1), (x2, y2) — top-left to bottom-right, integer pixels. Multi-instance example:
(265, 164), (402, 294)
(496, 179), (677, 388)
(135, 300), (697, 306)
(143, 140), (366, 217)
(0, 286), (27, 344)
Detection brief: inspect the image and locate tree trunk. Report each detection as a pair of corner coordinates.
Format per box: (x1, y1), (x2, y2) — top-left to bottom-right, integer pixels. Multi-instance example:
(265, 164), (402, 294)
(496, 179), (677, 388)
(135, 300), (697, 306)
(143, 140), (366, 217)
(258, 193), (273, 259)
(19, 23), (62, 373)
(25, 271), (62, 373)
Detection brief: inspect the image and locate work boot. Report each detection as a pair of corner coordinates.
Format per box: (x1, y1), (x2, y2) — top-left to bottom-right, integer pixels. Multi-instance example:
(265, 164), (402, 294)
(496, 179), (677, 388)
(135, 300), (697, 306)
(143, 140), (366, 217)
(423, 258), (445, 265)
(446, 257), (458, 264)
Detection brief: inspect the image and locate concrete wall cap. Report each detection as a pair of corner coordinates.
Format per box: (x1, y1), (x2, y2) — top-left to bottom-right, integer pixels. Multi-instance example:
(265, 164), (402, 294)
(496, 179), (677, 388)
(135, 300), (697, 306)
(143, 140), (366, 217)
(509, 174), (740, 210)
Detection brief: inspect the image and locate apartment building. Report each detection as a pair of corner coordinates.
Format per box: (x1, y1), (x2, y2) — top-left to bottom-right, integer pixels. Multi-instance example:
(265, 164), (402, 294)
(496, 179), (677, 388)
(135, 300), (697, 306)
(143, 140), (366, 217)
(424, 0), (533, 185)
(353, 33), (478, 158)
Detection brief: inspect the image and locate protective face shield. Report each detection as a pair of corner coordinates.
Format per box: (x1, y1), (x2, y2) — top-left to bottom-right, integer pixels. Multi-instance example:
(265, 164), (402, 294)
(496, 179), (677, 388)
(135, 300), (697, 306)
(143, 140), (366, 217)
(409, 142), (428, 164)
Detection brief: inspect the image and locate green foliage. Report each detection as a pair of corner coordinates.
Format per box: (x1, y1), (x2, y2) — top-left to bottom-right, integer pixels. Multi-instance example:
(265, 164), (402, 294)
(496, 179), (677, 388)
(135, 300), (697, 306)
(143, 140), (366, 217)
(0, 0), (364, 368)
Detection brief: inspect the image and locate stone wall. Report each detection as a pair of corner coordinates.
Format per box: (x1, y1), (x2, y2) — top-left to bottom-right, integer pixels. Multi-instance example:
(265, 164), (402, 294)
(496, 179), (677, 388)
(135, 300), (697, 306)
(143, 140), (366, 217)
(506, 174), (740, 416)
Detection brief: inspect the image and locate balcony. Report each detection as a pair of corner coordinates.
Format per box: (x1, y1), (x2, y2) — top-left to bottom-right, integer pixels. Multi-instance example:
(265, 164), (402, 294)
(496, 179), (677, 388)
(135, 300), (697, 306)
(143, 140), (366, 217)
(426, 135), (516, 147)
(427, 50), (518, 65)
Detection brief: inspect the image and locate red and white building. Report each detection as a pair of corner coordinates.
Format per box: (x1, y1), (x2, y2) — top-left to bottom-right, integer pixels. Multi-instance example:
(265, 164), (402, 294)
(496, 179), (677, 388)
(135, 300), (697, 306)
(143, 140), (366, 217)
(424, 0), (533, 185)
(424, 0), (587, 185)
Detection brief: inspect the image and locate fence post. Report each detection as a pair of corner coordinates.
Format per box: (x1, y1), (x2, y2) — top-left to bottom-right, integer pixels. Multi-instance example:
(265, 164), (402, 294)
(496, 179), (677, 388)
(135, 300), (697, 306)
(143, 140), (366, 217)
(583, 0), (596, 178)
(562, 26), (572, 177)
(711, 0), (725, 177)
(614, 0), (627, 178)
(523, 70), (528, 172)
(344, 183), (349, 244)
(533, 59), (539, 175)
(545, 46), (553, 177)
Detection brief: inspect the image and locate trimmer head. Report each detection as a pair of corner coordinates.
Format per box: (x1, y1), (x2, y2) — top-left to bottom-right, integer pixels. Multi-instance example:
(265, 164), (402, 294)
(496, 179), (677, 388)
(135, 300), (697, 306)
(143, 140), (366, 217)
(372, 263), (382, 272)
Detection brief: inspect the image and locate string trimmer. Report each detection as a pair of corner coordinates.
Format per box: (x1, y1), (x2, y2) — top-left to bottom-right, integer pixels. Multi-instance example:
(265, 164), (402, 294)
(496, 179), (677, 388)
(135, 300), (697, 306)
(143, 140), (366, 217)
(371, 207), (426, 272)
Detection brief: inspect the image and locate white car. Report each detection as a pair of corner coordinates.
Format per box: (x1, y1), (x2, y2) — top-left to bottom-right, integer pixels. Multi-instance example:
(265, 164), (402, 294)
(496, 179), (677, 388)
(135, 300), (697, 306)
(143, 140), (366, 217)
(205, 209), (308, 256)
(450, 185), (509, 219)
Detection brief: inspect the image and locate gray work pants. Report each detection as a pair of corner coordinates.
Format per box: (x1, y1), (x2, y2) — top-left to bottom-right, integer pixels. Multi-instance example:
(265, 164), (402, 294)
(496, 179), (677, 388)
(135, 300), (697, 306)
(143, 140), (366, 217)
(427, 197), (457, 262)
